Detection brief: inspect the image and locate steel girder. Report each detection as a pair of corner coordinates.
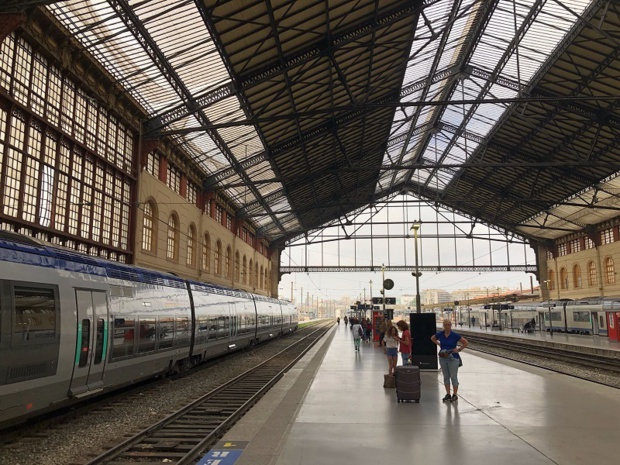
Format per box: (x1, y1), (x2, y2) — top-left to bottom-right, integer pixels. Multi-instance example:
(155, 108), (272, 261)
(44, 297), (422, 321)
(144, 0), (430, 136)
(107, 0), (287, 236)
(447, 1), (619, 231)
(389, 0), (499, 191)
(417, 0), (548, 193)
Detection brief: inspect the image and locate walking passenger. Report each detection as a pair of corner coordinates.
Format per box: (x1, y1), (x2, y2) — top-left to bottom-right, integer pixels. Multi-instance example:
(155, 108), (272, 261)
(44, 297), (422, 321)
(396, 320), (411, 365)
(343, 315), (348, 326)
(365, 319), (373, 343)
(384, 325), (399, 375)
(337, 317), (340, 325)
(351, 318), (363, 352)
(431, 319), (468, 402)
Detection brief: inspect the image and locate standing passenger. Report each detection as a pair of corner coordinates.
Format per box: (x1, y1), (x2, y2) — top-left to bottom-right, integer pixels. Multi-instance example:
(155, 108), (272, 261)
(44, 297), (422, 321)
(384, 325), (399, 375)
(351, 318), (363, 352)
(396, 320), (411, 365)
(431, 319), (468, 402)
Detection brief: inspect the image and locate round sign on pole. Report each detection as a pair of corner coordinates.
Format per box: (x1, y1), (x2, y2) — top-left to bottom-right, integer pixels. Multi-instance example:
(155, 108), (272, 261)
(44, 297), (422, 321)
(383, 278), (394, 290)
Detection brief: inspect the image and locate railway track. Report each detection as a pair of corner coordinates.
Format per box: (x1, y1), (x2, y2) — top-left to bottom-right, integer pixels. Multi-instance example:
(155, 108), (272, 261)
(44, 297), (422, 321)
(465, 334), (620, 373)
(80, 321), (332, 465)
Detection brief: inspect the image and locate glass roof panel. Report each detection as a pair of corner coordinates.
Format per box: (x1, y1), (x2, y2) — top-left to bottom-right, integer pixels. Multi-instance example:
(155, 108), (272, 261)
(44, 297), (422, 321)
(393, 0), (592, 194)
(46, 0), (299, 240)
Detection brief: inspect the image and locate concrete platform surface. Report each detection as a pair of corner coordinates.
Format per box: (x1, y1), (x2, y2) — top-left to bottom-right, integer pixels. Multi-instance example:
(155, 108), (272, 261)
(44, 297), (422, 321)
(218, 323), (619, 465)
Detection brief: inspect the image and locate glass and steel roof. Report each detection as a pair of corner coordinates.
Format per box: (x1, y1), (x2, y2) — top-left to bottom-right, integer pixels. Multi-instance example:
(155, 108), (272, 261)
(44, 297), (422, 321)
(15, 0), (618, 244)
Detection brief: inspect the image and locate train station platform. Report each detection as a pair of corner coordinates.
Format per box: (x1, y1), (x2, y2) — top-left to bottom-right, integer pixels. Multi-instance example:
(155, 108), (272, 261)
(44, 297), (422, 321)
(212, 323), (619, 465)
(449, 325), (620, 357)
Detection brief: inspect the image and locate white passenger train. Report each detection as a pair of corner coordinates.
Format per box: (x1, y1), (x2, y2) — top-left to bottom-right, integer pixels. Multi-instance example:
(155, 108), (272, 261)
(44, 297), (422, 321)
(456, 299), (609, 336)
(0, 231), (297, 426)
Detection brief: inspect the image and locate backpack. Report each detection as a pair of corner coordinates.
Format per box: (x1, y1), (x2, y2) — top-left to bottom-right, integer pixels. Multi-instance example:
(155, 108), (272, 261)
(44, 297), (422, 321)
(358, 326), (363, 337)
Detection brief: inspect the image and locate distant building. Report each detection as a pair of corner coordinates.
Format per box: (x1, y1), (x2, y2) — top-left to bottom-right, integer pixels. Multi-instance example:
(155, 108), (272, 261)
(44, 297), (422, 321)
(421, 289), (452, 305)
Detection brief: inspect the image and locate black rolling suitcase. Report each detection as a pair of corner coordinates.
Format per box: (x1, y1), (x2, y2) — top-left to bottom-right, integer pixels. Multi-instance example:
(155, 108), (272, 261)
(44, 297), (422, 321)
(395, 365), (421, 403)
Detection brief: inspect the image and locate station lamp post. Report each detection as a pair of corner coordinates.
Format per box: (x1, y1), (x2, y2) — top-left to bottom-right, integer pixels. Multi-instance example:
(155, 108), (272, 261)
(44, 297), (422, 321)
(410, 223), (422, 313)
(381, 264), (386, 316)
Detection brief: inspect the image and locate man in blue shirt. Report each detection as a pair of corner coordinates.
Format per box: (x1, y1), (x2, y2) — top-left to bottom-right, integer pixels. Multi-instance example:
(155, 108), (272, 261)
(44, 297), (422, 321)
(431, 319), (469, 402)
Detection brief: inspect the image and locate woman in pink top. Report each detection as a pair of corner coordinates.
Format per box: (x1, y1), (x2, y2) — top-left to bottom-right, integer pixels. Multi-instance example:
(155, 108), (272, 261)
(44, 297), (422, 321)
(396, 320), (411, 365)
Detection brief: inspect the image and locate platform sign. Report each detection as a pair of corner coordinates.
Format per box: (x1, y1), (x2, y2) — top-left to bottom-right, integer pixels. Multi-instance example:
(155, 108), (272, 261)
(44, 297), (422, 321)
(197, 441), (248, 465)
(409, 313), (438, 370)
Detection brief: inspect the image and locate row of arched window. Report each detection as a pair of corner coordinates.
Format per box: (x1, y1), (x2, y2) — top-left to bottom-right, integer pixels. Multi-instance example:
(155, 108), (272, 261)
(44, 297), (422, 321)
(141, 200), (270, 290)
(547, 258), (615, 291)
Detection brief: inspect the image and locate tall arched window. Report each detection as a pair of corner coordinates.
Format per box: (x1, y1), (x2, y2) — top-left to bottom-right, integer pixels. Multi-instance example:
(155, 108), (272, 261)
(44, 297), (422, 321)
(560, 268), (568, 289)
(141, 200), (156, 252)
(215, 240), (222, 275)
(186, 224), (196, 266)
(606, 257), (615, 284)
(242, 255), (247, 284)
(166, 214), (179, 260)
(202, 233), (210, 271)
(573, 264), (581, 288)
(588, 261), (597, 287)
(548, 270), (555, 291)
(259, 265), (264, 289)
(249, 259), (253, 286)
(255, 263), (259, 288)
(235, 251), (240, 281)
(225, 246), (232, 278)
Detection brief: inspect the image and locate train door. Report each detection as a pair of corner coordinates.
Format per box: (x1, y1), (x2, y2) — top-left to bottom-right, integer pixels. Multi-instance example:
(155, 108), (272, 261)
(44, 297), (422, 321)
(69, 289), (109, 397)
(608, 312), (619, 341)
(228, 301), (238, 350)
(592, 312), (599, 335)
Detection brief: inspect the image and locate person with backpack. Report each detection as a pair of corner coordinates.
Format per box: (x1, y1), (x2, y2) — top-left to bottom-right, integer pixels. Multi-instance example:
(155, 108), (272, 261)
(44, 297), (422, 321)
(351, 318), (363, 352)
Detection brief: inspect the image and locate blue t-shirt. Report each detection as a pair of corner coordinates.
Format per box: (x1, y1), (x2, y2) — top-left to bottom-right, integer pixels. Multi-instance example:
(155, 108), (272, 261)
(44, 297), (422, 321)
(435, 331), (462, 359)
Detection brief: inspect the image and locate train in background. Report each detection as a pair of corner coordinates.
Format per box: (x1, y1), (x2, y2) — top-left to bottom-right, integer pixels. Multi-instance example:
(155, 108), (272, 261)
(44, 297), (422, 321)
(0, 231), (297, 426)
(453, 299), (616, 336)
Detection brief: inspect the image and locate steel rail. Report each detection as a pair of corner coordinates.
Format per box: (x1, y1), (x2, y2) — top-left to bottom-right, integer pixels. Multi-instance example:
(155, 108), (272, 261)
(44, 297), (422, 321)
(83, 322), (333, 465)
(464, 334), (620, 373)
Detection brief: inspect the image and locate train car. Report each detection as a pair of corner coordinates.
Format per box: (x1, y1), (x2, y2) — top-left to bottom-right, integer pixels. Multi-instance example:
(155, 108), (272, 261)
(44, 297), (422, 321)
(0, 231), (296, 426)
(537, 299), (608, 336)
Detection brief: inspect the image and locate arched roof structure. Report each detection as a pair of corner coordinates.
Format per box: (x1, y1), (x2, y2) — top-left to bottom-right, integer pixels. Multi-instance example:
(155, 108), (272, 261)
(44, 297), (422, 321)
(5, 0), (619, 247)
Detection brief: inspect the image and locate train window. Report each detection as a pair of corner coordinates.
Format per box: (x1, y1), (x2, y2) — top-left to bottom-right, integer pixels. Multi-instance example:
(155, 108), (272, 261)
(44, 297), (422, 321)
(137, 318), (156, 353)
(174, 317), (190, 347)
(543, 312), (562, 321)
(573, 312), (590, 322)
(13, 287), (57, 342)
(158, 318), (174, 349)
(600, 315), (605, 327)
(78, 319), (90, 367)
(196, 316), (209, 344)
(217, 316), (228, 339)
(112, 317), (135, 359)
(94, 318), (105, 364)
